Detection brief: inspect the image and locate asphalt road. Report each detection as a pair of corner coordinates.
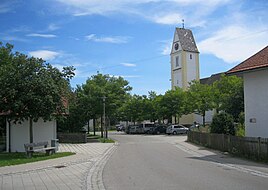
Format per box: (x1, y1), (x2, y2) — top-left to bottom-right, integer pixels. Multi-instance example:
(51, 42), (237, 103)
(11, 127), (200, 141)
(103, 133), (268, 190)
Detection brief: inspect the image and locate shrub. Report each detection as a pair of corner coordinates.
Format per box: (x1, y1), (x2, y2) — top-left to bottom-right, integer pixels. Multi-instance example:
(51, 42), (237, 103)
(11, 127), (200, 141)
(210, 112), (235, 135)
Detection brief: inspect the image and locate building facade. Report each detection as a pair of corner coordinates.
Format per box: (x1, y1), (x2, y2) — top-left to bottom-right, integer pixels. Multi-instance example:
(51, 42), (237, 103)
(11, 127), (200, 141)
(170, 27), (200, 90)
(170, 27), (200, 125)
(227, 46), (268, 138)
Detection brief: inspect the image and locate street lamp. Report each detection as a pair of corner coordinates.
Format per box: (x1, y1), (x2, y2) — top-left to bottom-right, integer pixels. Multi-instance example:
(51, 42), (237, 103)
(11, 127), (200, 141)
(102, 96), (107, 138)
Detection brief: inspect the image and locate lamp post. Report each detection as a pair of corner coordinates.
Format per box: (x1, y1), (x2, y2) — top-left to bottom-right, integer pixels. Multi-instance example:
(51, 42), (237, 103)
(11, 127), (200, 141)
(102, 96), (107, 138)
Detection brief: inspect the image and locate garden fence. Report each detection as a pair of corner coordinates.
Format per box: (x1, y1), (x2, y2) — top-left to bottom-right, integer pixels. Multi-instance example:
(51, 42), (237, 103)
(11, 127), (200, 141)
(187, 131), (268, 161)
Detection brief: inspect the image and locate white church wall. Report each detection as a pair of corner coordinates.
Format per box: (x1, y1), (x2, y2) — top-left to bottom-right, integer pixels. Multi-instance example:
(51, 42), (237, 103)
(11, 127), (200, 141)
(186, 52), (197, 85)
(244, 69), (268, 138)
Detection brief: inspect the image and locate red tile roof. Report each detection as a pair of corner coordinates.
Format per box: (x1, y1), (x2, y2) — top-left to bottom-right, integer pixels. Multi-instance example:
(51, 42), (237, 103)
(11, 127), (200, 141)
(227, 46), (268, 74)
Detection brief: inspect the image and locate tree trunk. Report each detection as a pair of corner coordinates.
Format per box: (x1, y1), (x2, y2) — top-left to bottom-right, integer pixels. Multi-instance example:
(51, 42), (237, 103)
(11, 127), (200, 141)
(93, 118), (96, 136)
(87, 120), (90, 134)
(202, 112), (206, 128)
(29, 118), (33, 143)
(100, 117), (103, 138)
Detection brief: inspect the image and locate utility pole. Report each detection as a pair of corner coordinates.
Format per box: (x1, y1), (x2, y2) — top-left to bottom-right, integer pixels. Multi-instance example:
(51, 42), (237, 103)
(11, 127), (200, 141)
(102, 96), (107, 138)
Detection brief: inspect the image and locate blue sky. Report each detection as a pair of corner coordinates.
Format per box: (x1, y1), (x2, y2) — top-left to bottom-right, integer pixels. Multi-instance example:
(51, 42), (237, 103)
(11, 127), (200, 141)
(0, 0), (267, 95)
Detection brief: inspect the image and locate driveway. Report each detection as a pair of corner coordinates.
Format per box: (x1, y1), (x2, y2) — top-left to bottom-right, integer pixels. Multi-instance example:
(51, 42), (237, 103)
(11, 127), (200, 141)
(103, 133), (268, 190)
(0, 142), (115, 190)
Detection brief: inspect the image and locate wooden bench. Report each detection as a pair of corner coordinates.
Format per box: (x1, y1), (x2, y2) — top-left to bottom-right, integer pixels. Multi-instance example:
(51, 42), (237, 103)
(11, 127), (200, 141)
(24, 141), (56, 158)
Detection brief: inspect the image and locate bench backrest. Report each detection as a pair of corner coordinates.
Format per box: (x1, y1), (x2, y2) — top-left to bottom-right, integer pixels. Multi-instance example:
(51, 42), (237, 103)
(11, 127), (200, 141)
(24, 141), (48, 150)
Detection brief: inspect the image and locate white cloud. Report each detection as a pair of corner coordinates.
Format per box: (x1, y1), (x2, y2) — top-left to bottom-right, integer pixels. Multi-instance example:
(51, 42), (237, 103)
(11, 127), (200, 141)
(0, 35), (28, 42)
(0, 1), (15, 14)
(199, 25), (268, 63)
(56, 0), (231, 26)
(113, 75), (141, 78)
(27, 33), (57, 38)
(151, 13), (182, 25)
(120, 63), (136, 67)
(29, 50), (60, 60)
(85, 34), (130, 44)
(48, 23), (60, 31)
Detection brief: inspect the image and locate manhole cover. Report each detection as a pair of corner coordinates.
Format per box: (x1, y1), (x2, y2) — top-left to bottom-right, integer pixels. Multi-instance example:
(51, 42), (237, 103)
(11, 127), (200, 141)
(54, 165), (66, 168)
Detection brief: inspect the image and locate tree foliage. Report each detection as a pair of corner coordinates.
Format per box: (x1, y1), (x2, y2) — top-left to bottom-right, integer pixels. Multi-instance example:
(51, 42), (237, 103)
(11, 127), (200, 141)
(0, 42), (75, 142)
(210, 112), (235, 135)
(212, 75), (244, 120)
(188, 81), (214, 126)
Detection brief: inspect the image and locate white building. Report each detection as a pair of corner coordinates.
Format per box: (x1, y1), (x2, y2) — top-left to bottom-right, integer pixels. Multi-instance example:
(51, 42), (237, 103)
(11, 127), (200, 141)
(170, 27), (203, 125)
(170, 27), (200, 90)
(5, 119), (57, 152)
(227, 46), (268, 138)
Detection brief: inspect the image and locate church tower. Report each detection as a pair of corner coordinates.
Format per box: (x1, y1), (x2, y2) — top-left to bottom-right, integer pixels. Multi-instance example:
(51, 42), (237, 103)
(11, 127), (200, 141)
(170, 27), (200, 90)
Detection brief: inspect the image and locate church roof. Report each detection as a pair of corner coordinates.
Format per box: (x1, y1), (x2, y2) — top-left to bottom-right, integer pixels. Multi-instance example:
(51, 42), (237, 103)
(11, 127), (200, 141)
(200, 73), (224, 85)
(200, 72), (242, 85)
(227, 46), (268, 74)
(176, 28), (199, 53)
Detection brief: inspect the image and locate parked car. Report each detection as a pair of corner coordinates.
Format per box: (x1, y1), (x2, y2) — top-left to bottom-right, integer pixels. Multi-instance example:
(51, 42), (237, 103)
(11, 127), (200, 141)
(150, 125), (167, 135)
(166, 124), (188, 135)
(129, 125), (140, 134)
(116, 124), (125, 132)
(139, 123), (155, 134)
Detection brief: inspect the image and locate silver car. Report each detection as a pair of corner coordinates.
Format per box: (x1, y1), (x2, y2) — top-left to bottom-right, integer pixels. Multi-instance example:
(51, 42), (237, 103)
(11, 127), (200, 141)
(166, 124), (188, 135)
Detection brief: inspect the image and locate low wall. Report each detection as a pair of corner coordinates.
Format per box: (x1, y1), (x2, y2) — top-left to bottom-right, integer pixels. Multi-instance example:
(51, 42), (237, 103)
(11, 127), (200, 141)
(187, 131), (268, 161)
(57, 133), (87, 143)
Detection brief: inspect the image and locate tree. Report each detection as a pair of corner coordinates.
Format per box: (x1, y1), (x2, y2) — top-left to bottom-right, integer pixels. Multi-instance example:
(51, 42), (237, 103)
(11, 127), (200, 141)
(0, 42), (75, 143)
(210, 112), (235, 135)
(213, 75), (244, 121)
(158, 88), (186, 123)
(188, 81), (214, 127)
(78, 73), (132, 137)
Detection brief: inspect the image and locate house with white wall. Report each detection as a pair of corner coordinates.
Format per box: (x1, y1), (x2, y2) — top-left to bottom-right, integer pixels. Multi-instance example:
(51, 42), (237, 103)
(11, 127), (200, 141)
(5, 119), (57, 152)
(227, 46), (268, 138)
(2, 116), (57, 152)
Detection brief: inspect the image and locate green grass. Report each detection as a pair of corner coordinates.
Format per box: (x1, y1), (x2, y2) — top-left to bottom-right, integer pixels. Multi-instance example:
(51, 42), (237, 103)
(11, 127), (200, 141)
(0, 152), (75, 167)
(99, 138), (115, 143)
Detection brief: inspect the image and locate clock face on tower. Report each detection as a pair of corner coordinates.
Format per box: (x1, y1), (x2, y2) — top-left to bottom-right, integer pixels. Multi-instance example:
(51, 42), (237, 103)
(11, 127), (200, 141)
(174, 43), (179, 50)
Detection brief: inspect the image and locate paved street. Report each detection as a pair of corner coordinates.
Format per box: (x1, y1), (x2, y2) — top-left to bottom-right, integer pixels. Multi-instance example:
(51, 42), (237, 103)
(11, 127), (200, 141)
(0, 142), (115, 190)
(103, 133), (268, 190)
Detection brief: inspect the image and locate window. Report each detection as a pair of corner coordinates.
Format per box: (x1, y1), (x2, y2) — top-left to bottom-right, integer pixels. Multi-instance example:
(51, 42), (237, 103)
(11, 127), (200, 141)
(175, 56), (179, 67)
(190, 54), (192, 59)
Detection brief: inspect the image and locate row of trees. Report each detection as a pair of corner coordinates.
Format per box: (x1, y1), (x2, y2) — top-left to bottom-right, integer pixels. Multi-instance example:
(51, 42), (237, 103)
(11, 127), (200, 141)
(0, 42), (244, 138)
(118, 76), (243, 127)
(59, 72), (243, 136)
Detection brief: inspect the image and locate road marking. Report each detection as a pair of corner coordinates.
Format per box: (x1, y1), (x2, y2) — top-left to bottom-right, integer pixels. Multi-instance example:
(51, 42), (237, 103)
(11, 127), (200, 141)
(175, 143), (268, 178)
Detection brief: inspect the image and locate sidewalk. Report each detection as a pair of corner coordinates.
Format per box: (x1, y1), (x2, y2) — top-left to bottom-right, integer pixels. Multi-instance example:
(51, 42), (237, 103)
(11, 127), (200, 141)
(0, 143), (116, 190)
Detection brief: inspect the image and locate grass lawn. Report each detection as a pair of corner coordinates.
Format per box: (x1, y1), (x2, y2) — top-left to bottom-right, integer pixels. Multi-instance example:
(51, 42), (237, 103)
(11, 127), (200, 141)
(99, 138), (115, 143)
(87, 134), (115, 143)
(0, 152), (75, 167)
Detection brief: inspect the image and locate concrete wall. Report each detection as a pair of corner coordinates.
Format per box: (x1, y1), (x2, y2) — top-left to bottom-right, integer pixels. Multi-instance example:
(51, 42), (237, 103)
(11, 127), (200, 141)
(7, 119), (56, 152)
(244, 69), (268, 138)
(57, 133), (87, 143)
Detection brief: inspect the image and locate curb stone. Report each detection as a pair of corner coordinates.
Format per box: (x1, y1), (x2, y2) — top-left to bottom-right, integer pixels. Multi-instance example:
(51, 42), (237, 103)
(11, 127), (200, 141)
(85, 142), (118, 190)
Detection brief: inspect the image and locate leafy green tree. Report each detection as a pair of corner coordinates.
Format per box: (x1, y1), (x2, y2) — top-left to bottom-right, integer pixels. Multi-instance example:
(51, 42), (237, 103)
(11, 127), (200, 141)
(157, 88), (185, 123)
(188, 81), (214, 127)
(77, 73), (132, 137)
(0, 42), (75, 143)
(213, 75), (244, 121)
(210, 112), (235, 135)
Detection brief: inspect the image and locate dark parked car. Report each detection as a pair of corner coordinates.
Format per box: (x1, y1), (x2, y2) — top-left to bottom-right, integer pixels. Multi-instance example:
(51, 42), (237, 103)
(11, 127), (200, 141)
(150, 125), (167, 134)
(116, 124), (125, 132)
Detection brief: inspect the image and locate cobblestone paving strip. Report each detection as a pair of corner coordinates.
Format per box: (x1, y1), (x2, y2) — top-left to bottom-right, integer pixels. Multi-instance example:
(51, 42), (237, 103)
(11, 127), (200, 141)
(85, 143), (119, 190)
(0, 142), (115, 190)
